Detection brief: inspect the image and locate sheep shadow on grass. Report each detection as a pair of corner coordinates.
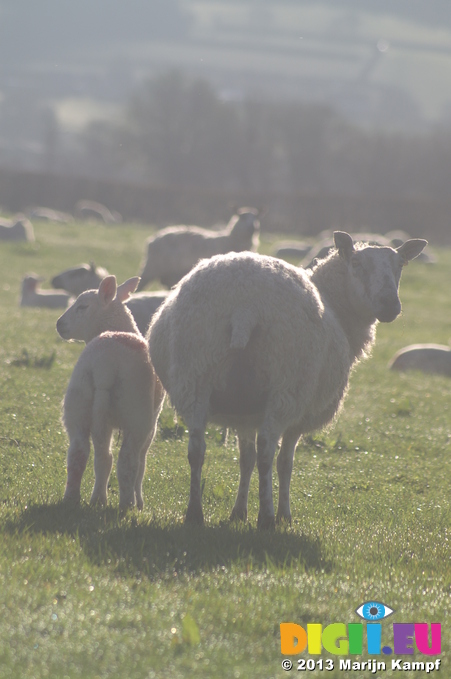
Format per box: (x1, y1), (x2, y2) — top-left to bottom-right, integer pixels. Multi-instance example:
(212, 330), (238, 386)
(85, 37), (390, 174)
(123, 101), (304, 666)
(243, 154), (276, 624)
(5, 502), (332, 578)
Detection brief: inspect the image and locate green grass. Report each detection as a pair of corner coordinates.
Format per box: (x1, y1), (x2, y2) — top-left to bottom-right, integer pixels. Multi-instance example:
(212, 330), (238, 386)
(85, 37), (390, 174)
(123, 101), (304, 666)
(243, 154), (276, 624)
(0, 220), (450, 678)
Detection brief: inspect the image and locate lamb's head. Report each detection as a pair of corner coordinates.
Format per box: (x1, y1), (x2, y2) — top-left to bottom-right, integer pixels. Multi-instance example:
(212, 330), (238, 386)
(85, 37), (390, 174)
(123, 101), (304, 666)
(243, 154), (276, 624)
(334, 231), (427, 323)
(56, 275), (140, 343)
(22, 273), (44, 294)
(228, 207), (260, 251)
(51, 262), (109, 296)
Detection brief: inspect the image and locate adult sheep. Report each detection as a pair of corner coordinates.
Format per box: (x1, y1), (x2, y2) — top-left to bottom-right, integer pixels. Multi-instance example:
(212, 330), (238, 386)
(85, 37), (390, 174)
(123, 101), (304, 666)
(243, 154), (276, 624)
(0, 215), (35, 242)
(51, 262), (109, 297)
(57, 276), (165, 508)
(136, 207), (260, 290)
(147, 231), (427, 529)
(388, 344), (451, 377)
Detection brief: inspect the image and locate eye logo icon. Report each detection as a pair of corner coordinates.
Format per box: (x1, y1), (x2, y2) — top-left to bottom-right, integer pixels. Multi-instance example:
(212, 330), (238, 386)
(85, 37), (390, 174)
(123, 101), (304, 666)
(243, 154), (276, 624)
(355, 602), (394, 621)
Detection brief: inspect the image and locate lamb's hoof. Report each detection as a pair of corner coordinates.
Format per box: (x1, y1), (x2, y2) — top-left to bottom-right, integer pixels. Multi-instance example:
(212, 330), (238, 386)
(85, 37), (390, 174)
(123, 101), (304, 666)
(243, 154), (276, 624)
(63, 489), (81, 504)
(185, 504), (204, 525)
(229, 506), (247, 522)
(257, 511), (276, 531)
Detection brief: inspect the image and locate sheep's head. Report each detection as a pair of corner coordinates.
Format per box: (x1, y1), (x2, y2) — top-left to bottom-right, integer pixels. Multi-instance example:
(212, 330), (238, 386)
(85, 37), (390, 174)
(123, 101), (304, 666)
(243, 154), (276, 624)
(22, 273), (45, 293)
(334, 231), (427, 323)
(228, 207), (260, 250)
(56, 275), (139, 343)
(51, 262), (109, 296)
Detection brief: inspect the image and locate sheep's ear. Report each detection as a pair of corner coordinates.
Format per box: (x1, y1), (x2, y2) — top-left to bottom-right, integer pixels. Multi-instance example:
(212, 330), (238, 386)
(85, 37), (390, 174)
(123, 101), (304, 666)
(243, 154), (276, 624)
(98, 275), (117, 305)
(333, 231), (354, 261)
(116, 276), (140, 302)
(396, 239), (428, 265)
(90, 261), (96, 271)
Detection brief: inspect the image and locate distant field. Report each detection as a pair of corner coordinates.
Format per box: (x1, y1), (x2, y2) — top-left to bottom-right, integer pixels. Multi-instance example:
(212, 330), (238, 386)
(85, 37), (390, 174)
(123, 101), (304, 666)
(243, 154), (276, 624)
(0, 220), (449, 678)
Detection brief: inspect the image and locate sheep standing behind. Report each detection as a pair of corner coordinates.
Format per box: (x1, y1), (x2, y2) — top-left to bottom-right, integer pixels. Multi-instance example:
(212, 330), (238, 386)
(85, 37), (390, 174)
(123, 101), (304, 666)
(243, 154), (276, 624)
(147, 232), (426, 529)
(57, 276), (164, 508)
(125, 291), (170, 335)
(51, 263), (109, 297)
(388, 343), (451, 377)
(0, 215), (35, 242)
(21, 274), (72, 308)
(136, 207), (260, 290)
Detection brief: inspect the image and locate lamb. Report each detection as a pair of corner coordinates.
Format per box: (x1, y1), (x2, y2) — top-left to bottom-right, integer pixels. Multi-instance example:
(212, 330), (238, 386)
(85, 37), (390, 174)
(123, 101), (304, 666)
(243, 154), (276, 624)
(388, 344), (451, 377)
(136, 207), (260, 290)
(56, 276), (165, 508)
(0, 214), (35, 242)
(147, 231), (427, 529)
(51, 262), (110, 297)
(21, 274), (72, 308)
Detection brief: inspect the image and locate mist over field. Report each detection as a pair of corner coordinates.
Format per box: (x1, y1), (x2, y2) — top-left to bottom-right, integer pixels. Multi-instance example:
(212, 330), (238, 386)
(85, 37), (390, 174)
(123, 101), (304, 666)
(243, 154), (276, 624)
(0, 0), (451, 239)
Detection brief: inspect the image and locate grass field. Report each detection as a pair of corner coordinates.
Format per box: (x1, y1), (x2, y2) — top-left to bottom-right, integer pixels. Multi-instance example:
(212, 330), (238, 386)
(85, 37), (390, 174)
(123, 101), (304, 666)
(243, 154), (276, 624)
(0, 220), (449, 678)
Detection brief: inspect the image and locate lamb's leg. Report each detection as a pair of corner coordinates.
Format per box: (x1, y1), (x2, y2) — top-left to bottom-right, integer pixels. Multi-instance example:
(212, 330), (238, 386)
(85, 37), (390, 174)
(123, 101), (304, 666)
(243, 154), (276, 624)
(185, 427), (206, 524)
(230, 431), (256, 522)
(256, 428), (280, 530)
(134, 443), (148, 511)
(64, 432), (90, 503)
(276, 426), (302, 525)
(117, 431), (144, 509)
(90, 391), (114, 506)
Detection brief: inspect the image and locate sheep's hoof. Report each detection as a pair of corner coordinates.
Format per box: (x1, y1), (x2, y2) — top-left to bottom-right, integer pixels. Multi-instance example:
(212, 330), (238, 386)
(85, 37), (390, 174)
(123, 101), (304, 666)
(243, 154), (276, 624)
(229, 506), (247, 522)
(185, 504), (204, 525)
(257, 511), (276, 531)
(276, 512), (292, 526)
(89, 496), (107, 507)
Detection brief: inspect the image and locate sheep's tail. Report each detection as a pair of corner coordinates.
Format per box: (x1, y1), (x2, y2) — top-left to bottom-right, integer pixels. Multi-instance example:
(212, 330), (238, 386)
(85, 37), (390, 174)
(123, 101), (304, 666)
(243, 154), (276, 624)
(229, 309), (257, 350)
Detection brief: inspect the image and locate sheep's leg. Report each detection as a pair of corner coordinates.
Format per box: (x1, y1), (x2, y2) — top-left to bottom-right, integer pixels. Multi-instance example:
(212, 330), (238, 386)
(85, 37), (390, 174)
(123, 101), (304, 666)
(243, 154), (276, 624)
(256, 428), (280, 530)
(276, 426), (302, 525)
(64, 433), (90, 503)
(230, 431), (256, 522)
(185, 427), (207, 525)
(90, 391), (114, 506)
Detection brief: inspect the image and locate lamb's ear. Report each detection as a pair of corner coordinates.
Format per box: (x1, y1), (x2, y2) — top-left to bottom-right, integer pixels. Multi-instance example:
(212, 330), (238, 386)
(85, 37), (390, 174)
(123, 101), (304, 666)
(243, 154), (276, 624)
(333, 231), (354, 261)
(396, 239), (428, 265)
(90, 261), (96, 272)
(98, 275), (117, 306)
(116, 276), (140, 302)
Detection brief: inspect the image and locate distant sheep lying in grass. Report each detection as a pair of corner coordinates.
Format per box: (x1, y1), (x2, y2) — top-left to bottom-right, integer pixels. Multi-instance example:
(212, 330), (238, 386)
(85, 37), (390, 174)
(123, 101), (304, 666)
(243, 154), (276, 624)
(57, 276), (164, 508)
(137, 207), (260, 290)
(148, 232), (426, 529)
(28, 207), (73, 223)
(51, 262), (110, 297)
(74, 200), (122, 224)
(21, 274), (72, 309)
(388, 343), (451, 377)
(0, 214), (35, 242)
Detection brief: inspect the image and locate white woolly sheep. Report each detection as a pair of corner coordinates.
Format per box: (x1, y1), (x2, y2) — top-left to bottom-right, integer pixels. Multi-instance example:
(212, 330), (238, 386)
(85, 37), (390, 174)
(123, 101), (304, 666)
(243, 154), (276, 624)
(57, 276), (165, 508)
(28, 207), (73, 223)
(272, 241), (312, 262)
(125, 291), (170, 335)
(0, 214), (35, 242)
(21, 274), (72, 309)
(51, 262), (110, 297)
(136, 207), (260, 290)
(388, 343), (451, 377)
(147, 231), (427, 529)
(75, 200), (122, 224)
